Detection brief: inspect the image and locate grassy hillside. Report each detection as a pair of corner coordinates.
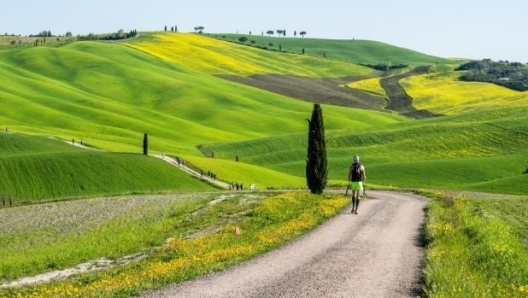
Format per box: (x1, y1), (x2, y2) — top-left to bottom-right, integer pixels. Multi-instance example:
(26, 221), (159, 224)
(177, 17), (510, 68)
(211, 33), (450, 66)
(0, 39), (404, 155)
(0, 133), (215, 202)
(2, 31), (528, 298)
(1, 32), (527, 196)
(0, 35), (407, 198)
(124, 32), (374, 77)
(203, 106), (528, 194)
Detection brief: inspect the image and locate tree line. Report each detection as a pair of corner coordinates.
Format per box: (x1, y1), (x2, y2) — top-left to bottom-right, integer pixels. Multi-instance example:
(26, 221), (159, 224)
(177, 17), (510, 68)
(77, 29), (138, 41)
(263, 30), (306, 37)
(456, 59), (528, 91)
(164, 25), (178, 32)
(357, 62), (408, 71)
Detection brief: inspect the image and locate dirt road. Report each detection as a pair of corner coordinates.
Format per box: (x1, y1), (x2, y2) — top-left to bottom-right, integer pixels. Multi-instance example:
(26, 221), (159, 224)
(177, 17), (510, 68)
(143, 191), (428, 298)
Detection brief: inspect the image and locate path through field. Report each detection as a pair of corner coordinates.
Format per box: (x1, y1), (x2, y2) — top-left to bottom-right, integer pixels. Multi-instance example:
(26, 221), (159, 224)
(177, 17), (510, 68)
(143, 191), (428, 298)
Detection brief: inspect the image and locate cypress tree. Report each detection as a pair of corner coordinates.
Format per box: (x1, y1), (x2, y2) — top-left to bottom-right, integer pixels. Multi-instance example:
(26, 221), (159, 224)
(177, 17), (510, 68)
(143, 133), (148, 156)
(306, 103), (327, 194)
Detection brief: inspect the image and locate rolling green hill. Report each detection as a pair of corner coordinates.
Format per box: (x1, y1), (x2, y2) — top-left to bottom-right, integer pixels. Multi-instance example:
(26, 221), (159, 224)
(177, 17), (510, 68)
(124, 33), (375, 77)
(2, 31), (528, 298)
(0, 32), (527, 198)
(0, 132), (215, 202)
(0, 39), (404, 155)
(202, 106), (528, 194)
(211, 33), (450, 66)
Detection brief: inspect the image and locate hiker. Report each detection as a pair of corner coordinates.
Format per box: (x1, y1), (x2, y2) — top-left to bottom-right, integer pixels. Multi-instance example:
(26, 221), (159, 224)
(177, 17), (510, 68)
(348, 155), (366, 214)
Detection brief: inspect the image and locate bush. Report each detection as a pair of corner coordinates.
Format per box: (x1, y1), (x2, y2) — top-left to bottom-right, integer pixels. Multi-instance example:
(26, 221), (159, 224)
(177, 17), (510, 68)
(456, 59), (528, 91)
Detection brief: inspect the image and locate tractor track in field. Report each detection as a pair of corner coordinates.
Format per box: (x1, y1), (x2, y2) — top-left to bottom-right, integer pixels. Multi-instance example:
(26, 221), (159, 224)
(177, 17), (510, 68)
(379, 66), (439, 118)
(219, 74), (388, 111)
(220, 67), (439, 119)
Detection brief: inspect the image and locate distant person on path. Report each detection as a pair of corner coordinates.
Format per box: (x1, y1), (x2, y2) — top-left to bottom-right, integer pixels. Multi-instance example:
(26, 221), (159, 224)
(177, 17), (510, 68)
(348, 155), (366, 214)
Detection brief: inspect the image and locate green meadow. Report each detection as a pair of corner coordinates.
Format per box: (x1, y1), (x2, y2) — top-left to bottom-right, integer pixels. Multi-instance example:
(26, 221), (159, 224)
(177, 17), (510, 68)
(1, 32), (527, 197)
(204, 105), (528, 194)
(0, 133), (215, 202)
(0, 31), (528, 297)
(213, 33), (450, 66)
(424, 191), (528, 297)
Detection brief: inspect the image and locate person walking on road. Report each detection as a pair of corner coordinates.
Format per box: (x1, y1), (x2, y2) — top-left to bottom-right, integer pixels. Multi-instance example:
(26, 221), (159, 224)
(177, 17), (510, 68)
(348, 155), (366, 214)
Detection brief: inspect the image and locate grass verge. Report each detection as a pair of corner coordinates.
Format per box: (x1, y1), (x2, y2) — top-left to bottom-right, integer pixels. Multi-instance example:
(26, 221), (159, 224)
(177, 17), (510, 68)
(423, 192), (528, 297)
(0, 191), (348, 297)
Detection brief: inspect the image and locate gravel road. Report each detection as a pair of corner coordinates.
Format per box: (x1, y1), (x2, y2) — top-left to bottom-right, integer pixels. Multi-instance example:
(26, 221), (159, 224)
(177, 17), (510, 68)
(143, 191), (428, 298)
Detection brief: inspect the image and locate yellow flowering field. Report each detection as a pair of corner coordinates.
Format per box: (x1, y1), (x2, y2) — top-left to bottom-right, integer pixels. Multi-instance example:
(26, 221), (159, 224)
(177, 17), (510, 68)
(125, 33), (371, 77)
(400, 71), (528, 114)
(348, 77), (386, 97)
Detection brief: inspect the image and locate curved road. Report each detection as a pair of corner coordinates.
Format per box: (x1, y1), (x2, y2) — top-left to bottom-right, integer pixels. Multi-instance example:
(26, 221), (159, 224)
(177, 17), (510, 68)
(143, 191), (428, 298)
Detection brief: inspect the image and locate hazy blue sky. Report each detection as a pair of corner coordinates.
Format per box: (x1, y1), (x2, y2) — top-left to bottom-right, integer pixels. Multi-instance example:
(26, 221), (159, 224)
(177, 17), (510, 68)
(2, 0), (527, 62)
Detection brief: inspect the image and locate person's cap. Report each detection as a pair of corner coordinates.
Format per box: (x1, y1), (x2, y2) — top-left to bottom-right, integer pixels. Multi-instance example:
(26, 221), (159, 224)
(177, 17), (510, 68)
(353, 155), (360, 163)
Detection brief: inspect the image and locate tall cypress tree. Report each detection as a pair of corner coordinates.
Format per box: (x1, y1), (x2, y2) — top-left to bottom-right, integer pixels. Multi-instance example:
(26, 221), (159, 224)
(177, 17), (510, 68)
(306, 103), (327, 194)
(143, 133), (148, 156)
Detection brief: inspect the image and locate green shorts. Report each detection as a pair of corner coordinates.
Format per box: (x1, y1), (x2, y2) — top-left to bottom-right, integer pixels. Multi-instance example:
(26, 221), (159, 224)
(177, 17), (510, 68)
(349, 181), (363, 191)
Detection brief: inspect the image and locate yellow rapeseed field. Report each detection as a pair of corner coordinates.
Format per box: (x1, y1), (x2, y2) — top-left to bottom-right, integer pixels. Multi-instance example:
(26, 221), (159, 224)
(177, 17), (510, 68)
(348, 78), (386, 97)
(129, 33), (266, 75)
(125, 33), (371, 77)
(401, 71), (528, 114)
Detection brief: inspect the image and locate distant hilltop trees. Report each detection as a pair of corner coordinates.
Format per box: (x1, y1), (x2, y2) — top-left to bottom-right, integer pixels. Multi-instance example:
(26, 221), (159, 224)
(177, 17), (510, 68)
(77, 29), (138, 41)
(164, 25), (178, 32)
(30, 30), (53, 37)
(265, 30), (306, 37)
(358, 62), (408, 71)
(456, 59), (528, 91)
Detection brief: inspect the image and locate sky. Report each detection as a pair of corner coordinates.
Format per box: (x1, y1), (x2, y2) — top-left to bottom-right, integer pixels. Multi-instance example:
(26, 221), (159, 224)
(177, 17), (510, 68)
(2, 0), (527, 62)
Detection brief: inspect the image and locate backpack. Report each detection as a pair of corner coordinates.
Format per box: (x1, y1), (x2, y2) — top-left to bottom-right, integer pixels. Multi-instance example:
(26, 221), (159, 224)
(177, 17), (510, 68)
(351, 163), (362, 182)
